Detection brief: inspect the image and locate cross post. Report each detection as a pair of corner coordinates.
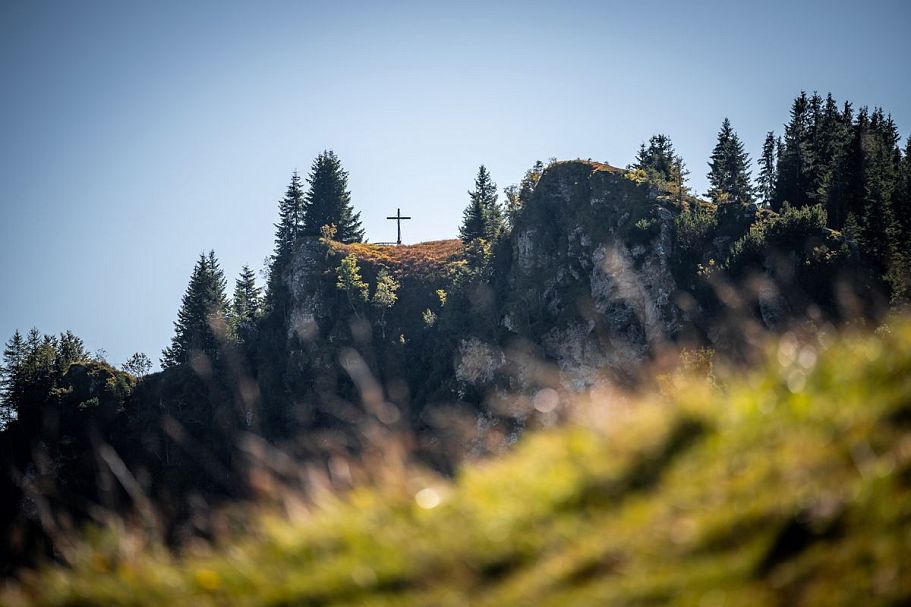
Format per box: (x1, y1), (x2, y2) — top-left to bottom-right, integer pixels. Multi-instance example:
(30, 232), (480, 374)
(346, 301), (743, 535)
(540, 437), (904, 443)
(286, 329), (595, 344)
(386, 208), (411, 245)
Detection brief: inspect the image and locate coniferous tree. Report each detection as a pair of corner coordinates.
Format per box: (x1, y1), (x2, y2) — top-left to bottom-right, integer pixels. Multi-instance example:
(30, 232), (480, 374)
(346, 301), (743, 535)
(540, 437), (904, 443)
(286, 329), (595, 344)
(230, 265), (262, 341)
(161, 251), (229, 369)
(0, 330), (26, 422)
(631, 134), (689, 195)
(858, 109), (903, 275)
(56, 330), (87, 375)
(774, 92), (814, 210)
(889, 136), (911, 301)
(706, 118), (754, 204)
(460, 165), (502, 242)
(897, 136), (911, 246)
(267, 172), (306, 309)
(302, 151), (364, 243)
(273, 172), (305, 266)
(756, 131), (777, 207)
(815, 99), (855, 228)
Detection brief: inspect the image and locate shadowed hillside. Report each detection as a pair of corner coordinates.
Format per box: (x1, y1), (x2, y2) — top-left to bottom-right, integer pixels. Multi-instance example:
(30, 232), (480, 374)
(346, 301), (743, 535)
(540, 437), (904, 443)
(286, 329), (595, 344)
(4, 318), (910, 606)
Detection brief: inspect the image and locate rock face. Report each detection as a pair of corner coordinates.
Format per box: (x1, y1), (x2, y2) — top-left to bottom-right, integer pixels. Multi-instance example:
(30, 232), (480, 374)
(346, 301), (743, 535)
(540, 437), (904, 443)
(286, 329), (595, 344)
(280, 160), (865, 401)
(502, 162), (682, 388)
(285, 240), (328, 341)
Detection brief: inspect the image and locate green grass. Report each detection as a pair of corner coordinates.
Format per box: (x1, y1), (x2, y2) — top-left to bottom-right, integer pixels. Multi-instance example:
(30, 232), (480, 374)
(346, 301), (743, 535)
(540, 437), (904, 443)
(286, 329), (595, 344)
(5, 320), (911, 606)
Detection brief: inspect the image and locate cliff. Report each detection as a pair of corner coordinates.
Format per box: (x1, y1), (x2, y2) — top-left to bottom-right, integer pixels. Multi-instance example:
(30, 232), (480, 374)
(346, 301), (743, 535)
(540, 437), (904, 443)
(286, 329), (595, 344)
(279, 161), (871, 410)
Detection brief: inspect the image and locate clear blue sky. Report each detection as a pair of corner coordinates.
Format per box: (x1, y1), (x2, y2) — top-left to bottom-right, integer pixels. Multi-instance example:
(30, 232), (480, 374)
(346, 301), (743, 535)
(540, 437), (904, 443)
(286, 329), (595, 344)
(1, 0), (909, 368)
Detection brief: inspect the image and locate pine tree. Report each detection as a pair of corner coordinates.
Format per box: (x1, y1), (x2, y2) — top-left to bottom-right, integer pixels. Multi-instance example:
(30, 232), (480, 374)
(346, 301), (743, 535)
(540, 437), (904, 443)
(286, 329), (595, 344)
(756, 131), (777, 207)
(707, 118), (754, 204)
(1, 330), (26, 423)
(774, 92), (814, 210)
(460, 165), (502, 242)
(302, 151), (364, 243)
(233, 265), (261, 323)
(898, 136), (911, 246)
(631, 134), (689, 194)
(273, 172), (306, 267)
(816, 98), (856, 228)
(230, 265), (262, 341)
(859, 109), (903, 275)
(266, 172), (306, 308)
(889, 136), (911, 301)
(56, 330), (87, 372)
(161, 251), (229, 368)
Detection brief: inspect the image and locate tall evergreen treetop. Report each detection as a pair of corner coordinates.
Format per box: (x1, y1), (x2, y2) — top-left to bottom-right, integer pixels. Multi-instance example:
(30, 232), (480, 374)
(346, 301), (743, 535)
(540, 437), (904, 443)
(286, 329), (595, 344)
(266, 171), (306, 313)
(706, 118), (754, 204)
(302, 151), (364, 243)
(0, 330), (25, 421)
(631, 134), (689, 194)
(460, 165), (503, 242)
(233, 265), (262, 323)
(756, 131), (777, 207)
(273, 171), (306, 266)
(774, 92), (814, 210)
(161, 251), (229, 369)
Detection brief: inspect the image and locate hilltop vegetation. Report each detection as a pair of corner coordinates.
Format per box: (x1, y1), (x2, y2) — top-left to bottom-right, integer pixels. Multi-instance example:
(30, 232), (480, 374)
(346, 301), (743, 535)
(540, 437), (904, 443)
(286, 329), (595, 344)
(0, 90), (909, 589)
(4, 318), (911, 606)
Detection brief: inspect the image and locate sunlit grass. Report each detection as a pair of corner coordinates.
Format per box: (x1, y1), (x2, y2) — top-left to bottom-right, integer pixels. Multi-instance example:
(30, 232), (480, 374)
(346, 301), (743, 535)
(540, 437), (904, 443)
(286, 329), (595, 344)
(4, 319), (911, 605)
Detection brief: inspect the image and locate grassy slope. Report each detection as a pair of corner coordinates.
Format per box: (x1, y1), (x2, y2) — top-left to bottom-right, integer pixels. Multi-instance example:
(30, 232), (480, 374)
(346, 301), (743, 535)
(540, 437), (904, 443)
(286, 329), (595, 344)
(4, 321), (911, 606)
(329, 239), (463, 280)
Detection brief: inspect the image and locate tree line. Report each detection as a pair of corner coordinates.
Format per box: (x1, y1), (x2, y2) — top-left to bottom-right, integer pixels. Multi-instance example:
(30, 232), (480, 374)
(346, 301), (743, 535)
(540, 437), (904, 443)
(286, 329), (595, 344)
(2, 91), (910, 424)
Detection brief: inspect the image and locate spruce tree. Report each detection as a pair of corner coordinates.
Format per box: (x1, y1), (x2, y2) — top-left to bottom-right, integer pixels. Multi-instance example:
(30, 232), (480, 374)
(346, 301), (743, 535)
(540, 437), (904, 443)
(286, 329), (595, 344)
(460, 165), (502, 243)
(230, 265), (262, 341)
(302, 151), (364, 243)
(889, 136), (911, 301)
(756, 131), (777, 207)
(1, 330), (25, 422)
(631, 134), (689, 195)
(161, 251), (229, 368)
(817, 99), (856, 228)
(774, 92), (814, 210)
(56, 330), (87, 375)
(706, 118), (754, 204)
(267, 172), (306, 309)
(858, 109), (902, 275)
(273, 171), (305, 267)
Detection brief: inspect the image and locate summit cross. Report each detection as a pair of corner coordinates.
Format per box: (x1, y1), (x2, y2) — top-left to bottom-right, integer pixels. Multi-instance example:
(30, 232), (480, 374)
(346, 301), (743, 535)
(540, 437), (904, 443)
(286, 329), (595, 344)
(386, 207), (411, 245)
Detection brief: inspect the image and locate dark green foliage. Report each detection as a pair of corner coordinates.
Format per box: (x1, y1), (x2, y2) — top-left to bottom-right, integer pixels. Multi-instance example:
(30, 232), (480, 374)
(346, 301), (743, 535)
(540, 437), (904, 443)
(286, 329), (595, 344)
(725, 203), (829, 273)
(756, 132), (777, 207)
(774, 92), (815, 210)
(767, 92), (908, 301)
(460, 165), (503, 242)
(672, 203), (719, 285)
(230, 265), (261, 342)
(631, 134), (689, 195)
(302, 150), (364, 243)
(267, 172), (306, 307)
(888, 137), (911, 302)
(707, 118), (753, 204)
(121, 352), (152, 379)
(503, 160), (544, 230)
(161, 251), (229, 369)
(0, 330), (25, 424)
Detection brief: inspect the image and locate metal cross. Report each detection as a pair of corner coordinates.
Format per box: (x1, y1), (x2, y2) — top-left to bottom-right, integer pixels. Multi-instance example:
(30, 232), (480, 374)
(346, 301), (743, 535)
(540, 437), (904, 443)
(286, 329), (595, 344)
(386, 208), (411, 245)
